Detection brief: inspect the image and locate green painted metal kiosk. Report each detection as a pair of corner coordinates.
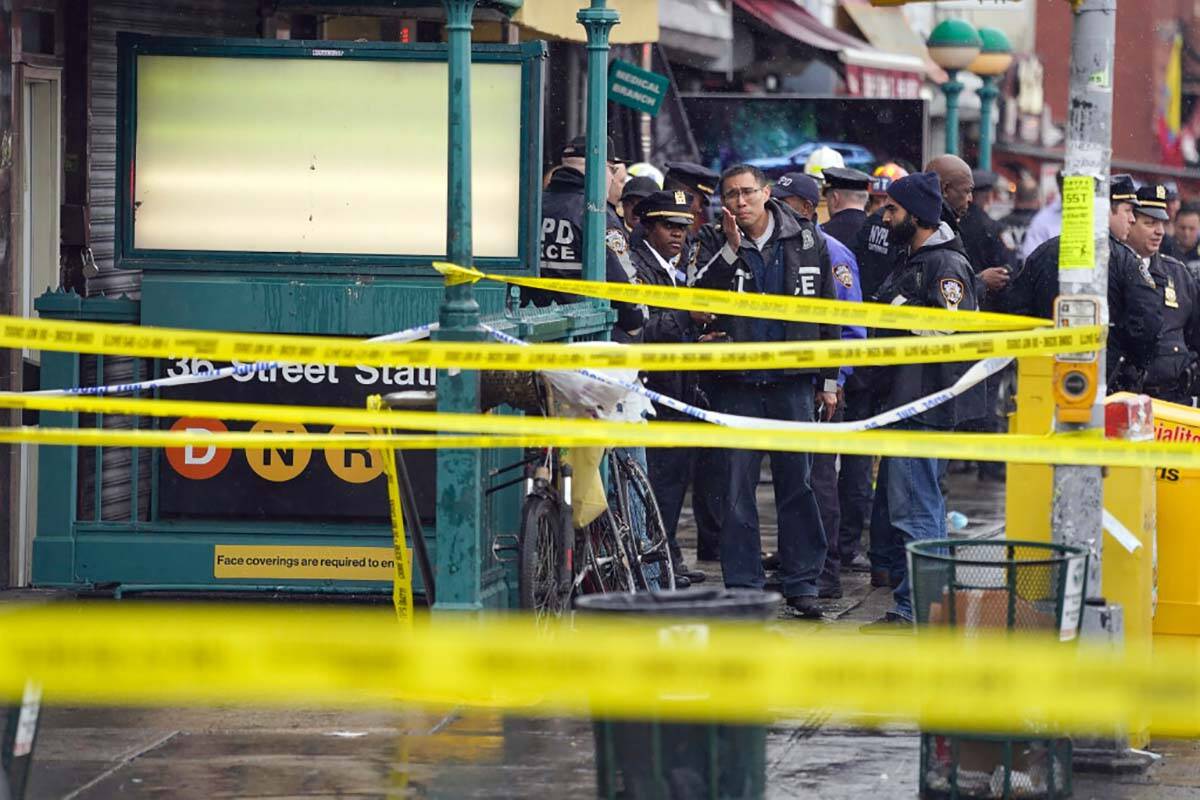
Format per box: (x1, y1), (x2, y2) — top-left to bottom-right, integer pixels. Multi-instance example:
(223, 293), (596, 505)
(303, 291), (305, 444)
(30, 0), (625, 611)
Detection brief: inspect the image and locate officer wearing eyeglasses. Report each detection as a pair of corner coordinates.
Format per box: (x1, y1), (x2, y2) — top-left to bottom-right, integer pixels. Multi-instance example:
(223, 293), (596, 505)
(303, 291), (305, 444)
(693, 164), (841, 619)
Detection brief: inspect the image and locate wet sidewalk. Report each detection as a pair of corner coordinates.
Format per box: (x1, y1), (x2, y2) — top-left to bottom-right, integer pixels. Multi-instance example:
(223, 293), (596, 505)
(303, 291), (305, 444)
(12, 472), (1200, 798)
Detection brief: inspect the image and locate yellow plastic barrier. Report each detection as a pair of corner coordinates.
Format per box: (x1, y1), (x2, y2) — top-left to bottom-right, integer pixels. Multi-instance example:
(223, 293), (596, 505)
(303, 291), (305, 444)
(1147, 398), (1200, 637)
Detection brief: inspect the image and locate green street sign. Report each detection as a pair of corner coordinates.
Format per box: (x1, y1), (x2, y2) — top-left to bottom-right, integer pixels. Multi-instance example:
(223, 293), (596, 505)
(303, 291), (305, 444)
(608, 59), (668, 116)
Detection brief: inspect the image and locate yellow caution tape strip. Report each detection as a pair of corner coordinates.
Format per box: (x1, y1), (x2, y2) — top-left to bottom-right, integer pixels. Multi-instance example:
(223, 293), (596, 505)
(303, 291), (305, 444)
(368, 395), (413, 626)
(0, 604), (1196, 736)
(0, 313), (1102, 372)
(433, 262), (1053, 332)
(4, 404), (1200, 471)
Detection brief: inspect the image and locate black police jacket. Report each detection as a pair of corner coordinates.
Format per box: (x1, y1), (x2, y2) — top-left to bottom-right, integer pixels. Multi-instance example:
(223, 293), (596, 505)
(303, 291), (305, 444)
(821, 208), (867, 254)
(1144, 252), (1200, 397)
(852, 209), (900, 301)
(958, 203), (1013, 311)
(1010, 235), (1163, 392)
(628, 239), (705, 419)
(694, 199), (841, 387)
(870, 223), (986, 430)
(531, 166), (644, 342)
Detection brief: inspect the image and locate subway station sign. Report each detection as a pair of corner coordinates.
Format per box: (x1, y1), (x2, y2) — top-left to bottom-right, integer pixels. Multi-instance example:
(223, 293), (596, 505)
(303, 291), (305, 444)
(158, 359), (436, 521)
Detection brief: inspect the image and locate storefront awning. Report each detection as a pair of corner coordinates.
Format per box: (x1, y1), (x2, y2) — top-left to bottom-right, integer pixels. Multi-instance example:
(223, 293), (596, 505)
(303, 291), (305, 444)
(732, 0), (925, 96)
(512, 0), (659, 44)
(659, 0), (732, 63)
(840, 0), (947, 84)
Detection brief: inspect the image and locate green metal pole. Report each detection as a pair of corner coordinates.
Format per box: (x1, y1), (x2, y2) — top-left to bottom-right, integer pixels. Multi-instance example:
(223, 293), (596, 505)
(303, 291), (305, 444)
(577, 0), (619, 284)
(943, 70), (963, 157)
(441, 0), (479, 327)
(978, 75), (998, 171)
(434, 0), (485, 613)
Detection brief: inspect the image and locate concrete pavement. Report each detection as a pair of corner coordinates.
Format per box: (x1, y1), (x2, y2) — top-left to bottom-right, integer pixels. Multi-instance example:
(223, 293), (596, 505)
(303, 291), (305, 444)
(9, 471), (1200, 798)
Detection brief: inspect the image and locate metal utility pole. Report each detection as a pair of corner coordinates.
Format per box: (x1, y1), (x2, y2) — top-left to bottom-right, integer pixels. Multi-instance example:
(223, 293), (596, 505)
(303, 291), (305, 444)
(1051, 0), (1114, 608)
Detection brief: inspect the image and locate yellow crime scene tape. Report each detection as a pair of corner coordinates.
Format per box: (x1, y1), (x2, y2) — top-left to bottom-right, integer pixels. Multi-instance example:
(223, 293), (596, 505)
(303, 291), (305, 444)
(368, 394), (413, 625)
(3, 389), (1200, 470)
(0, 604), (1196, 736)
(0, 313), (1101, 372)
(433, 262), (1052, 332)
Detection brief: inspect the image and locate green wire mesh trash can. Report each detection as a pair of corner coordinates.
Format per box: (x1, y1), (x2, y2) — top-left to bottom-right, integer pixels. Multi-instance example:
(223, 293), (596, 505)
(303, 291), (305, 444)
(576, 588), (781, 800)
(908, 539), (1089, 800)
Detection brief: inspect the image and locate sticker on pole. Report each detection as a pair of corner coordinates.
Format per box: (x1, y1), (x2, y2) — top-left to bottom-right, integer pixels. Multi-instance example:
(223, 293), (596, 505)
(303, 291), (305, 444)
(1059, 176), (1096, 272)
(1059, 556), (1087, 641)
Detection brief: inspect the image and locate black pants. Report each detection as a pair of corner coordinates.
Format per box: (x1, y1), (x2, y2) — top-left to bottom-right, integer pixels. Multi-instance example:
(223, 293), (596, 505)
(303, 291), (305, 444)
(709, 378), (826, 599)
(645, 446), (693, 564)
(836, 384), (874, 562)
(691, 448), (725, 560)
(813, 402), (844, 594)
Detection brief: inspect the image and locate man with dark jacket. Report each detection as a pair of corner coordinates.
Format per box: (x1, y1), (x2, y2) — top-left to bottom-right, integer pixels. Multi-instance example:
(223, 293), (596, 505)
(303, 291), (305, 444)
(532, 135), (643, 343)
(694, 164), (840, 618)
(630, 191), (718, 585)
(861, 172), (986, 630)
(1125, 184), (1200, 404)
(820, 166), (871, 249)
(1009, 174), (1163, 393)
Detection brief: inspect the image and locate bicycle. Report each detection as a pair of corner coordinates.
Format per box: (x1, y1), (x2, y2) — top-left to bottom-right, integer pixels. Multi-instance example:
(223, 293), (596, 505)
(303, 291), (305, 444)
(503, 444), (675, 624)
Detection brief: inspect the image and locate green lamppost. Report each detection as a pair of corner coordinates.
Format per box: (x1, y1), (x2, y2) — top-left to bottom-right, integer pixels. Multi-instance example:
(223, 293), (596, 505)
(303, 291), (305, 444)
(970, 27), (1014, 171)
(577, 0), (620, 285)
(927, 19), (983, 157)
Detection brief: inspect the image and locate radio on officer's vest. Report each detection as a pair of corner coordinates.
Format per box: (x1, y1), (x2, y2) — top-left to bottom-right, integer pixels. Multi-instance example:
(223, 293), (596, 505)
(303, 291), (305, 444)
(1052, 295), (1102, 423)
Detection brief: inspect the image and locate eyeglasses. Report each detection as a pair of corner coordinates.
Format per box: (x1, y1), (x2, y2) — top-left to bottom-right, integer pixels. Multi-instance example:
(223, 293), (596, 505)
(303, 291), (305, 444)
(721, 187), (763, 203)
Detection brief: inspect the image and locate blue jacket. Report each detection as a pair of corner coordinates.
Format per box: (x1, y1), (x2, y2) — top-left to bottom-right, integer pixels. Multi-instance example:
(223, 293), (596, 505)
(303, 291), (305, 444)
(820, 227), (867, 387)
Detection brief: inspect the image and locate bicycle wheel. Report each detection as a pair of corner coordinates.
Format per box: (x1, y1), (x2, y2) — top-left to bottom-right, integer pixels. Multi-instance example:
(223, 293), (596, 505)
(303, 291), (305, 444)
(584, 512), (636, 595)
(518, 494), (570, 621)
(611, 451), (676, 592)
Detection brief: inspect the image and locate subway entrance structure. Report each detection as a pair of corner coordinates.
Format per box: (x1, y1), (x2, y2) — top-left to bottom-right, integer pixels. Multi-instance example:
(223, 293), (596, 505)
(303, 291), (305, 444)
(30, 0), (624, 610)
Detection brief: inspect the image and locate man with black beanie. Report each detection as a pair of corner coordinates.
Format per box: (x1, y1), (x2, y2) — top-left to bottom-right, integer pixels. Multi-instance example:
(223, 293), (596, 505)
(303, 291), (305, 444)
(861, 172), (985, 631)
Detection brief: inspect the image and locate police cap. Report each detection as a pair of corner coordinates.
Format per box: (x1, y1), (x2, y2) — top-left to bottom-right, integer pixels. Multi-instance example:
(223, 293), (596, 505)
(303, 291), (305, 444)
(634, 190), (696, 227)
(562, 134), (628, 164)
(620, 176), (660, 204)
(664, 161), (720, 198)
(971, 169), (998, 192)
(1134, 184), (1170, 221)
(1110, 174), (1137, 203)
(772, 172), (820, 205)
(821, 166), (871, 191)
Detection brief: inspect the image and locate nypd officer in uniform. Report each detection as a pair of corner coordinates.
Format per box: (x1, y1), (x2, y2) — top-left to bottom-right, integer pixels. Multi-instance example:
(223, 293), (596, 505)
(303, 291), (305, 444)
(862, 172), (986, 628)
(629, 190), (717, 586)
(1010, 175), (1163, 393)
(694, 164), (840, 618)
(772, 172), (867, 598)
(820, 166), (872, 251)
(1125, 183), (1200, 404)
(533, 135), (644, 343)
(663, 161), (725, 563)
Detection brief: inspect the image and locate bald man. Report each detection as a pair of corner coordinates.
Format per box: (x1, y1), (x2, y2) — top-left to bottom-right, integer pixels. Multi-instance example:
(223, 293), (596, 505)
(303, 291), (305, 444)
(925, 155), (974, 231)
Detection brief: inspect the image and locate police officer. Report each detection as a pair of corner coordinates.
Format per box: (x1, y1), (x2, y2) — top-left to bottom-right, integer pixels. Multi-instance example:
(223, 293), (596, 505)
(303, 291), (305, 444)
(619, 176), (660, 236)
(1010, 175), (1163, 394)
(694, 164), (840, 619)
(1126, 183), (1200, 405)
(663, 162), (720, 277)
(663, 160), (724, 562)
(772, 172), (867, 599)
(820, 166), (872, 248)
(1172, 202), (1200, 279)
(959, 170), (1014, 308)
(861, 172), (986, 630)
(534, 135), (644, 342)
(629, 190), (716, 586)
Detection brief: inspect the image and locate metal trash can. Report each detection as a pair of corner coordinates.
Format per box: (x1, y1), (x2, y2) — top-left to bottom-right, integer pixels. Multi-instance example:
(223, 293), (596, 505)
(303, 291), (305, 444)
(908, 539), (1089, 800)
(575, 588), (781, 800)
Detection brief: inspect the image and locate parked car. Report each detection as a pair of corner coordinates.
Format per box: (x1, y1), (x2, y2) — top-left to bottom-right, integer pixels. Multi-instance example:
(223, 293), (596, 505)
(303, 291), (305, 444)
(746, 141), (875, 178)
